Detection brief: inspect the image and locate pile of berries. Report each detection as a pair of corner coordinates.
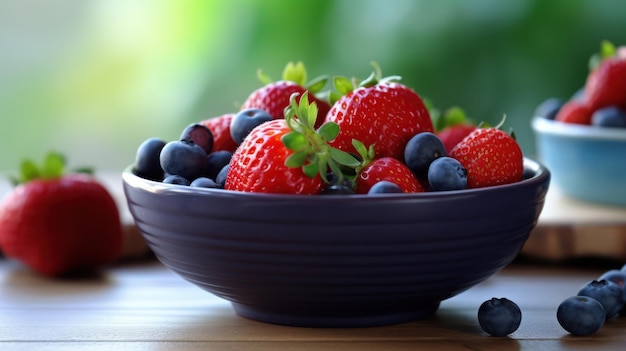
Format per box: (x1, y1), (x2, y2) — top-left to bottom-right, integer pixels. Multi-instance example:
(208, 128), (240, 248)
(477, 264), (626, 337)
(134, 62), (524, 195)
(535, 40), (626, 128)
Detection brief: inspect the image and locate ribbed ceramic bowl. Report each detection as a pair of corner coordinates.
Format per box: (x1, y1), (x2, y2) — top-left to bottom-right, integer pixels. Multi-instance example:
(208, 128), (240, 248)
(532, 117), (626, 207)
(122, 158), (550, 328)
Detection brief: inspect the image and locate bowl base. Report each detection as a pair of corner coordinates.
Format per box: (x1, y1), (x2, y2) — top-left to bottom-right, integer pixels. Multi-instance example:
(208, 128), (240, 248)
(231, 301), (441, 328)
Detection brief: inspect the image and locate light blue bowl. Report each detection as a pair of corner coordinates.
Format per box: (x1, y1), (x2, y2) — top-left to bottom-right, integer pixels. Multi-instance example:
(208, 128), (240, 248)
(532, 117), (626, 207)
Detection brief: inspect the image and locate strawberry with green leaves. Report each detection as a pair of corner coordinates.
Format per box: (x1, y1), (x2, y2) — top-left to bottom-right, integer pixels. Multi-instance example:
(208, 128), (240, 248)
(585, 40), (626, 110)
(0, 153), (123, 277)
(351, 139), (424, 194)
(430, 105), (477, 154)
(241, 61), (331, 128)
(225, 92), (360, 194)
(324, 63), (433, 160)
(450, 120), (523, 189)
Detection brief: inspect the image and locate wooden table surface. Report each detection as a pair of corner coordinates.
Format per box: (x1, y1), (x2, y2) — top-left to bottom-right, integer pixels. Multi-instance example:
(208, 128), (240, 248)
(1, 257), (625, 351)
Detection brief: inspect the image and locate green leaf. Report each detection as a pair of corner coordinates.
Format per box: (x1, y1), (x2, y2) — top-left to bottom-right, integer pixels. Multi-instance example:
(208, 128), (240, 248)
(329, 147), (361, 167)
(302, 162), (319, 178)
(282, 131), (308, 151)
(41, 152), (66, 179)
(329, 91), (342, 105)
(282, 61), (307, 86)
(333, 76), (355, 96)
(306, 100), (318, 128)
(256, 69), (272, 85)
(600, 40), (617, 59)
(306, 75), (328, 94)
(317, 122), (340, 141)
(351, 139), (369, 160)
(285, 150), (308, 168)
(444, 106), (467, 126)
(19, 159), (40, 183)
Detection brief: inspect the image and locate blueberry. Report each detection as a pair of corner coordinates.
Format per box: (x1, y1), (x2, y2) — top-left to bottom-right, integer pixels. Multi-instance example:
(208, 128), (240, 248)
(590, 106), (626, 128)
(598, 269), (626, 315)
(160, 140), (208, 181)
(578, 279), (625, 319)
(367, 181), (403, 194)
(477, 297), (522, 337)
(190, 177), (219, 189)
(162, 174), (190, 186)
(534, 97), (563, 120)
(428, 157), (467, 191)
(557, 296), (605, 336)
(230, 108), (273, 145)
(215, 164), (229, 188)
(206, 151), (233, 180)
(134, 137), (166, 181)
(180, 123), (214, 154)
(403, 132), (446, 176)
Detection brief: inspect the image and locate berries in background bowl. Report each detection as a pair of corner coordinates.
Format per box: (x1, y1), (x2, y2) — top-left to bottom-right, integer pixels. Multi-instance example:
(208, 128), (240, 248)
(477, 298), (522, 337)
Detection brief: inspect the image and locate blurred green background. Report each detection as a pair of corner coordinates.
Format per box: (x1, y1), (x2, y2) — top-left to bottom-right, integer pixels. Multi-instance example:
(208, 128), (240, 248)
(1, 0), (625, 172)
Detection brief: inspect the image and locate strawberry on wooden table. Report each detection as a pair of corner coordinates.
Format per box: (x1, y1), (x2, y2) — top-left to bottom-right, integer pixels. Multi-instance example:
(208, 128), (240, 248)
(241, 61), (331, 128)
(225, 92), (360, 194)
(324, 63), (433, 160)
(0, 153), (123, 277)
(450, 121), (523, 189)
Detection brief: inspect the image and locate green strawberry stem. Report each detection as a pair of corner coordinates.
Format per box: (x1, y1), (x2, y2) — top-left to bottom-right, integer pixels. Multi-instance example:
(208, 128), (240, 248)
(589, 40), (617, 71)
(329, 61), (401, 105)
(9, 151), (93, 186)
(281, 92), (361, 183)
(257, 61), (329, 94)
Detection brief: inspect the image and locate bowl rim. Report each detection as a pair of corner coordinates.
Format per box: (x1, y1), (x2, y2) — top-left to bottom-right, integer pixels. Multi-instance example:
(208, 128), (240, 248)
(531, 116), (626, 141)
(122, 157), (550, 201)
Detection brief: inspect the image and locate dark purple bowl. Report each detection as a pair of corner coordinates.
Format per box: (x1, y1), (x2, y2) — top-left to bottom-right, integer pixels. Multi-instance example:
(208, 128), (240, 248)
(122, 157), (550, 328)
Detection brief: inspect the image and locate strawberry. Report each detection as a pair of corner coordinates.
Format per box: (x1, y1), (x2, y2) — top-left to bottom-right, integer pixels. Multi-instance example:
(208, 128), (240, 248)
(585, 40), (626, 110)
(555, 100), (593, 125)
(437, 124), (477, 154)
(351, 140), (423, 194)
(225, 92), (360, 194)
(0, 153), (123, 276)
(324, 63), (433, 160)
(450, 123), (523, 189)
(241, 62), (330, 128)
(200, 113), (238, 152)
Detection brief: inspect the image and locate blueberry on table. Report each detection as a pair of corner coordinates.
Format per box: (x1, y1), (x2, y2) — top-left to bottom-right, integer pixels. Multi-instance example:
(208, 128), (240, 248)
(598, 269), (626, 315)
(477, 297), (522, 337)
(403, 132), (447, 176)
(534, 97), (563, 120)
(230, 108), (273, 145)
(160, 140), (209, 181)
(590, 106), (626, 128)
(557, 296), (605, 336)
(428, 156), (467, 191)
(367, 181), (403, 194)
(578, 279), (625, 319)
(134, 137), (166, 181)
(180, 123), (214, 154)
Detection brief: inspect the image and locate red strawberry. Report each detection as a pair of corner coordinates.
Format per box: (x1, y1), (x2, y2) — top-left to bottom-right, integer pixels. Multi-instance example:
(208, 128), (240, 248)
(555, 100), (593, 125)
(437, 124), (477, 154)
(0, 153), (123, 276)
(450, 126), (523, 189)
(226, 92), (360, 194)
(585, 57), (626, 110)
(200, 113), (238, 152)
(355, 157), (424, 194)
(241, 62), (330, 128)
(325, 64), (433, 160)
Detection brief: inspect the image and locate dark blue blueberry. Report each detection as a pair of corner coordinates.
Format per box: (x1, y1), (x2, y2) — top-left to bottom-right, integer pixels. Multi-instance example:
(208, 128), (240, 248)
(477, 297), (521, 337)
(557, 296), (605, 336)
(215, 164), (229, 188)
(590, 106), (626, 128)
(159, 140), (208, 181)
(206, 151), (233, 180)
(190, 177), (219, 188)
(230, 108), (273, 145)
(428, 156), (467, 191)
(598, 269), (626, 315)
(534, 97), (563, 120)
(367, 181), (403, 194)
(134, 137), (166, 181)
(321, 184), (355, 195)
(403, 132), (447, 176)
(578, 279), (625, 319)
(180, 123), (214, 154)
(162, 174), (190, 186)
